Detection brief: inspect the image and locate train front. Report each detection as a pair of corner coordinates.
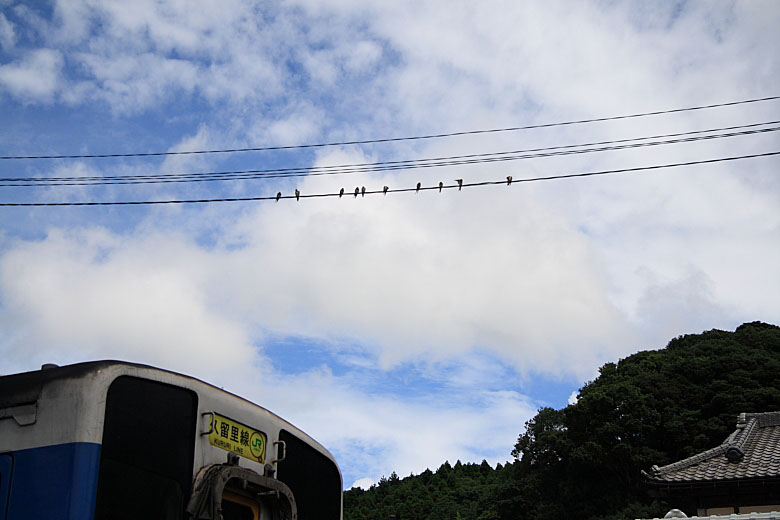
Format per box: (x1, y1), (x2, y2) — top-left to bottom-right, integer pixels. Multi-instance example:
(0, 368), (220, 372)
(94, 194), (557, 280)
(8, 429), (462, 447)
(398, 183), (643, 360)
(0, 361), (342, 520)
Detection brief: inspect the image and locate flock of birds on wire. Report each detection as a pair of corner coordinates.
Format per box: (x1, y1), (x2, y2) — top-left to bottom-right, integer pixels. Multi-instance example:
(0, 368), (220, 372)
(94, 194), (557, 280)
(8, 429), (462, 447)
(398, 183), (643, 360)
(277, 178), (497, 201)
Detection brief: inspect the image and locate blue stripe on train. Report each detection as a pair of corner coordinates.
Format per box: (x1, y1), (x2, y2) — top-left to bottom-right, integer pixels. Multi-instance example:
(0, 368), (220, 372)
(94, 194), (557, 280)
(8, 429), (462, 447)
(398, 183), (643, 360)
(1, 454), (12, 520)
(4, 442), (101, 520)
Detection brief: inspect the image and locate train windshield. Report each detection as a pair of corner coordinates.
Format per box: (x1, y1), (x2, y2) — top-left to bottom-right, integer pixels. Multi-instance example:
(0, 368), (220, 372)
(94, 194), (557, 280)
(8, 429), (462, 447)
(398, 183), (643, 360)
(93, 376), (198, 520)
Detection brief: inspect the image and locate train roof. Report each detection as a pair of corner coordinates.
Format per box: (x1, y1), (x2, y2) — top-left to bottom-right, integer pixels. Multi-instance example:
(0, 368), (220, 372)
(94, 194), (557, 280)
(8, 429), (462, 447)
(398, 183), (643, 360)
(3, 360), (259, 410)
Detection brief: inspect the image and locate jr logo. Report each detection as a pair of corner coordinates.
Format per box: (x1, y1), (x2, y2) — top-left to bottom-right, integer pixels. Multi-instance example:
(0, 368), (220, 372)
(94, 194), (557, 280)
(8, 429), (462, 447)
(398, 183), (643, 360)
(249, 431), (265, 461)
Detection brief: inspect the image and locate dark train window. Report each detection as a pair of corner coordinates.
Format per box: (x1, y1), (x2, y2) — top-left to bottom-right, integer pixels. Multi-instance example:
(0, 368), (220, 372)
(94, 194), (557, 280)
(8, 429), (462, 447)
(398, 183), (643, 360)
(94, 376), (197, 520)
(276, 429), (341, 520)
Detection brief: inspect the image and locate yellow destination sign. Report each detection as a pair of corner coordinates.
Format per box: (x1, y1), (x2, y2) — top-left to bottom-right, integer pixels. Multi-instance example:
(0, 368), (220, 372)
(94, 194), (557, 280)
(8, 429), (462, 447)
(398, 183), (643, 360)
(207, 412), (267, 464)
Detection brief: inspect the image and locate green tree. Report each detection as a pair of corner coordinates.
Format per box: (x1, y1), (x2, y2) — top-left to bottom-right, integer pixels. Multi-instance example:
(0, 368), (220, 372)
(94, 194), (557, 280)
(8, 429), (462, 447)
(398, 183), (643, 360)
(508, 322), (780, 519)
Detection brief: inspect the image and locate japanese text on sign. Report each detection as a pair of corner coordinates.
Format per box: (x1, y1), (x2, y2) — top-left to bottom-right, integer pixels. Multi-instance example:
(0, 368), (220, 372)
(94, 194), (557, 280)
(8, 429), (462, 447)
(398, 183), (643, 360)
(207, 412), (267, 464)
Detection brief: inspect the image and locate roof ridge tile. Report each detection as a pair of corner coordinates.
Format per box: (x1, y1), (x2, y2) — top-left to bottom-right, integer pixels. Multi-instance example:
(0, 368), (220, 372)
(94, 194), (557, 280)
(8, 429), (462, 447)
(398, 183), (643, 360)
(652, 444), (728, 475)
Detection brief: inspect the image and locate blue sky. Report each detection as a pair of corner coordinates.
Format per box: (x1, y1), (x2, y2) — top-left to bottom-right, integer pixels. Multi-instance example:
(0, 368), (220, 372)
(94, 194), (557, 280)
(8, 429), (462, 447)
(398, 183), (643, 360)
(1, 0), (779, 489)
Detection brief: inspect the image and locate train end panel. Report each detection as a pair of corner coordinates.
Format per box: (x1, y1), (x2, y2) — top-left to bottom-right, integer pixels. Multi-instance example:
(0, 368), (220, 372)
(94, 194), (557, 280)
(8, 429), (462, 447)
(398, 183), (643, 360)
(0, 361), (342, 520)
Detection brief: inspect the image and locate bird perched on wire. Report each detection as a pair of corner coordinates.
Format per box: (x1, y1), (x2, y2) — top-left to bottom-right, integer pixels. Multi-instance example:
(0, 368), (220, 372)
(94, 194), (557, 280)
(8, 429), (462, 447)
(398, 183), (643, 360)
(361, 186), (366, 197)
(416, 182), (421, 193)
(438, 181), (444, 192)
(354, 187), (360, 197)
(275, 192), (281, 202)
(455, 179), (463, 191)
(339, 188), (345, 198)
(507, 176), (513, 185)
(295, 189), (300, 201)
(383, 186), (389, 195)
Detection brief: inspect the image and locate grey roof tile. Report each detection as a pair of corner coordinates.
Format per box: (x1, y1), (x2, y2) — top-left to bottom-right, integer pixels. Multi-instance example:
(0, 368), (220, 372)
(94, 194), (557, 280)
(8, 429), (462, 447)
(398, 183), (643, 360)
(647, 412), (780, 483)
(639, 513), (780, 520)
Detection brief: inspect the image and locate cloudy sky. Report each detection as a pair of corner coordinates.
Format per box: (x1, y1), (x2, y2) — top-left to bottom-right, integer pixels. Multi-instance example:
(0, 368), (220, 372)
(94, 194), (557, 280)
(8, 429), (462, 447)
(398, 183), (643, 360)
(1, 0), (778, 489)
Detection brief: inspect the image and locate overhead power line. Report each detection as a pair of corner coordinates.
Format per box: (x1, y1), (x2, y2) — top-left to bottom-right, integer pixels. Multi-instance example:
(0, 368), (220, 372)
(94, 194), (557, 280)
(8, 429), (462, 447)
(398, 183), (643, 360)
(3, 122), (778, 187)
(1, 95), (778, 160)
(1, 151), (776, 207)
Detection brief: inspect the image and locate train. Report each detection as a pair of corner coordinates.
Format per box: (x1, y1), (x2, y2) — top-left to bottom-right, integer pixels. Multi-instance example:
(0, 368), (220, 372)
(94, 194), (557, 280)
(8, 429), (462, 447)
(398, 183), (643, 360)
(0, 360), (342, 519)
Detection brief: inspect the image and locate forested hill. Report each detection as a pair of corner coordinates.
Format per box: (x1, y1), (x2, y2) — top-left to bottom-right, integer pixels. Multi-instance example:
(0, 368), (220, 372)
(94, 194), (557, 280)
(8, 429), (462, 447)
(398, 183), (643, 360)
(343, 322), (780, 520)
(344, 461), (514, 520)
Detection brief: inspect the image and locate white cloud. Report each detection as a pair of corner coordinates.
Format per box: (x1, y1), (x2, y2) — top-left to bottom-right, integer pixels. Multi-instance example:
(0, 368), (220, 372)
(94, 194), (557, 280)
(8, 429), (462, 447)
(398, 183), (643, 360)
(344, 40), (382, 73)
(258, 101), (325, 147)
(238, 364), (537, 484)
(4, 0), (776, 120)
(0, 48), (63, 103)
(33, 0), (296, 112)
(0, 228), (258, 380)
(161, 124), (215, 172)
(0, 13), (15, 51)
(350, 477), (374, 490)
(0, 188), (633, 379)
(71, 51), (199, 112)
(220, 170), (636, 377)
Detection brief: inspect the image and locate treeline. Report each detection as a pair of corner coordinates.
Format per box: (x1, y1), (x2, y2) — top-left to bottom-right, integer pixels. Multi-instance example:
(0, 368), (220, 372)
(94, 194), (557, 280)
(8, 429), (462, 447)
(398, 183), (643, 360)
(343, 321), (780, 519)
(344, 460), (513, 520)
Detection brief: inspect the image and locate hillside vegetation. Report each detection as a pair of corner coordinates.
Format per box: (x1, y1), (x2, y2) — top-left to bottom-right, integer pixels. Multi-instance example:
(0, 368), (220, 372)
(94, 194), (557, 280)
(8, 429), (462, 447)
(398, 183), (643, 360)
(343, 322), (780, 520)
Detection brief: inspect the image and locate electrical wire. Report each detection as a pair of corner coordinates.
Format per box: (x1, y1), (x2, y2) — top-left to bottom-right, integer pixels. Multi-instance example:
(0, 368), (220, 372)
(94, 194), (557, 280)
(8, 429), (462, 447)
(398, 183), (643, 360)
(1, 151), (776, 206)
(3, 122), (778, 187)
(5, 119), (775, 183)
(1, 95), (778, 160)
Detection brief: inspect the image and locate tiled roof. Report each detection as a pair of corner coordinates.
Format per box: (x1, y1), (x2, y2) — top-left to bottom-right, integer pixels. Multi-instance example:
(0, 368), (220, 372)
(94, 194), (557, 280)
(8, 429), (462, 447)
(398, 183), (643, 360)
(638, 513), (780, 520)
(646, 412), (780, 483)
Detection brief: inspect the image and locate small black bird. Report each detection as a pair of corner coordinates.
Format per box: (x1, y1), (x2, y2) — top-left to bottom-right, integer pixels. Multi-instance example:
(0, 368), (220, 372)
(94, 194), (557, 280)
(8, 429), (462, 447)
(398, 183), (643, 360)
(455, 179), (463, 191)
(416, 182), (421, 193)
(383, 186), (389, 195)
(339, 188), (345, 198)
(507, 176), (513, 185)
(361, 186), (366, 197)
(275, 192), (281, 202)
(438, 181), (443, 192)
(295, 189), (300, 201)
(354, 187), (360, 197)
